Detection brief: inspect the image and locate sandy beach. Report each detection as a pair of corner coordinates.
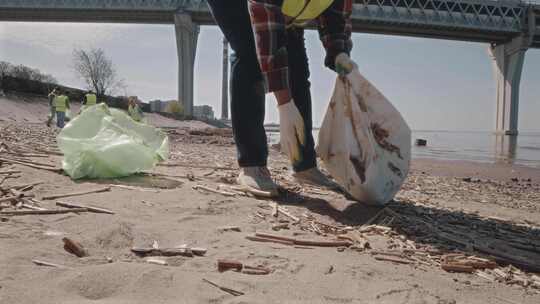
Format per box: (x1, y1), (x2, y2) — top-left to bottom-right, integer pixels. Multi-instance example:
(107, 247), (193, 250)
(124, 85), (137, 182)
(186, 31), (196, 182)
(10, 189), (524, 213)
(1, 97), (540, 304)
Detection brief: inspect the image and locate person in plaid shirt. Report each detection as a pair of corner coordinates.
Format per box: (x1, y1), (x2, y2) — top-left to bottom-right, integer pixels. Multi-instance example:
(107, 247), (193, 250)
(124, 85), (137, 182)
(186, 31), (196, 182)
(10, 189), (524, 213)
(207, 0), (357, 197)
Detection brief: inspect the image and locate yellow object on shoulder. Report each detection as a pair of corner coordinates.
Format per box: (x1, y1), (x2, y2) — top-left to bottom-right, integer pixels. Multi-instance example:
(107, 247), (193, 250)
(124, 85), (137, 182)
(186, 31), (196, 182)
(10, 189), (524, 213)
(54, 95), (69, 112)
(85, 93), (97, 106)
(282, 0), (334, 25)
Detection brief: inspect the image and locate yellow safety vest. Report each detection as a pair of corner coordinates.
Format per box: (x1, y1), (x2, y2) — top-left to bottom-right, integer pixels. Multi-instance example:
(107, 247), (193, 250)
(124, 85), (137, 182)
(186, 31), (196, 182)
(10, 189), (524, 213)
(128, 104), (142, 122)
(282, 0), (334, 26)
(54, 95), (69, 112)
(85, 93), (97, 106)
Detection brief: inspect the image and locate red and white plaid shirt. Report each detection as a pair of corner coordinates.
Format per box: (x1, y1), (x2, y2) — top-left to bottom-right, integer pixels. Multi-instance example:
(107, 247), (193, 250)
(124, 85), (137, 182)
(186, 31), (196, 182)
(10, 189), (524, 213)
(248, 0), (353, 93)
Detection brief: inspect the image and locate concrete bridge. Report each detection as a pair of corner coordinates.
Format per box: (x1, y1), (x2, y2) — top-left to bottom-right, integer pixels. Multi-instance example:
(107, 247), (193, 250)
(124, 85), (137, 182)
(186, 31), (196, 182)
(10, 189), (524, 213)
(1, 0), (539, 135)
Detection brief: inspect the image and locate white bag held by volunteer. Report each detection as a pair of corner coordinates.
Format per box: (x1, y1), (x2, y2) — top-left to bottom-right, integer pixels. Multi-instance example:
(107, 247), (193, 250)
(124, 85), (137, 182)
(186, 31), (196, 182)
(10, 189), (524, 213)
(317, 69), (411, 205)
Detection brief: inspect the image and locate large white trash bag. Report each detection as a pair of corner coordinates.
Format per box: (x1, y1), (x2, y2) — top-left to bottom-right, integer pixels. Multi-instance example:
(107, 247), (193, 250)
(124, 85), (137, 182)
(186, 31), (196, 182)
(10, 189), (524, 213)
(317, 69), (411, 205)
(58, 103), (169, 179)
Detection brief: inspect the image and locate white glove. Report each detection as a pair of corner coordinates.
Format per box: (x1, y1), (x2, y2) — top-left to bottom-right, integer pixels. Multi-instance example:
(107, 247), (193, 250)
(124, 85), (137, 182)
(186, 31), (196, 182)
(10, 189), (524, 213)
(278, 101), (306, 164)
(335, 53), (357, 76)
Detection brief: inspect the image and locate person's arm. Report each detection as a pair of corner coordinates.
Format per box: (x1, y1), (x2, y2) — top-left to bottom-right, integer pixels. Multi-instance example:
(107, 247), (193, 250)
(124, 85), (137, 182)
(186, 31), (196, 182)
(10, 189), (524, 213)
(317, 0), (353, 71)
(66, 97), (70, 109)
(247, 0), (291, 105)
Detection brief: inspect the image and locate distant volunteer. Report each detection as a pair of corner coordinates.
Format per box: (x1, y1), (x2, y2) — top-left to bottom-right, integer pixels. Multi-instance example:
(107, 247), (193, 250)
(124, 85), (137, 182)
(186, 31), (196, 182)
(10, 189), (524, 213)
(53, 89), (70, 128)
(128, 97), (144, 122)
(206, 0), (356, 196)
(81, 90), (97, 112)
(46, 87), (59, 127)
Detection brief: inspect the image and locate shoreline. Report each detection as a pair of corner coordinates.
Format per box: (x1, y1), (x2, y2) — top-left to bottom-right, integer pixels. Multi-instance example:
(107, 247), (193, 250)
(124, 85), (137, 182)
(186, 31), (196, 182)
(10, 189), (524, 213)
(411, 158), (540, 183)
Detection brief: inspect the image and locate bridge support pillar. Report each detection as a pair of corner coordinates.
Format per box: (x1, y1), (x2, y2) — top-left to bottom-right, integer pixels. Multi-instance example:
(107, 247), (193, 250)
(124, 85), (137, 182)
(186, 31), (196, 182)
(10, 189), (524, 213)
(488, 36), (528, 136)
(174, 12), (199, 117)
(221, 37), (229, 120)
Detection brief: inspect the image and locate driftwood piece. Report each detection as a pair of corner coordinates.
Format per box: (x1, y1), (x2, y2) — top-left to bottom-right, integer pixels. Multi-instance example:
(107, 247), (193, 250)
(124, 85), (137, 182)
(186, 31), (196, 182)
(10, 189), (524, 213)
(243, 265), (271, 275)
(56, 201), (114, 214)
(0, 170), (21, 175)
(0, 157), (61, 172)
(0, 208), (88, 216)
(0, 196), (19, 203)
(229, 185), (274, 198)
(218, 259), (243, 272)
(245, 235), (295, 246)
(20, 198), (48, 211)
(4, 182), (44, 192)
(63, 237), (88, 257)
(270, 203), (278, 217)
(158, 163), (236, 171)
(42, 187), (111, 200)
(272, 223), (290, 231)
(146, 258), (168, 266)
(131, 247), (196, 257)
(32, 259), (67, 268)
(441, 263), (475, 273)
(254, 233), (352, 247)
(202, 279), (244, 297)
(190, 247), (208, 256)
(0, 157), (56, 168)
(276, 207), (300, 223)
(193, 185), (236, 197)
(374, 256), (413, 264)
(218, 226), (241, 232)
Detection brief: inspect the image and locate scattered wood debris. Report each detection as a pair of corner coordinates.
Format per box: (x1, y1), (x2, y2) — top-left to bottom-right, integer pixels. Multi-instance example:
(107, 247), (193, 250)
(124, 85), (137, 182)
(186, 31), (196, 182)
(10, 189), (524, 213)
(247, 232), (352, 247)
(56, 201), (114, 214)
(202, 278), (244, 297)
(217, 259), (271, 275)
(62, 237), (88, 257)
(193, 185), (236, 197)
(0, 208), (88, 216)
(218, 226), (241, 232)
(131, 246), (207, 257)
(42, 187), (111, 200)
(32, 259), (68, 268)
(145, 258), (168, 266)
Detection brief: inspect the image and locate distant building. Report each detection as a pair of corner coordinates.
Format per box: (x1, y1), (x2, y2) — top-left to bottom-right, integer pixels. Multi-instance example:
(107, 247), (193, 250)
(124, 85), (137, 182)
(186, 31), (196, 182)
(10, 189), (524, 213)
(149, 99), (171, 113)
(193, 105), (214, 120)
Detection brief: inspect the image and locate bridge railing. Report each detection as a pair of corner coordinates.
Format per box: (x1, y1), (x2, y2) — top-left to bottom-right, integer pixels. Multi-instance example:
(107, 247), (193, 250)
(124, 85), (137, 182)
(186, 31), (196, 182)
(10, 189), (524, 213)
(351, 0), (525, 33)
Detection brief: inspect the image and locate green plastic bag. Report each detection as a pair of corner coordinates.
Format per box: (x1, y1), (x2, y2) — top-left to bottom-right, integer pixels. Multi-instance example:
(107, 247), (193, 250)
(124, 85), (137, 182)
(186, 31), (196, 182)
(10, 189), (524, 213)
(57, 103), (169, 179)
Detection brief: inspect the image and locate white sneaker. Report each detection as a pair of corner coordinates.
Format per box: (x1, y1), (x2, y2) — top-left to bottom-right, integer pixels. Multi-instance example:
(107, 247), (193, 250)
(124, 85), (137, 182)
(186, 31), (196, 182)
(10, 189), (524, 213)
(237, 166), (279, 197)
(293, 167), (339, 189)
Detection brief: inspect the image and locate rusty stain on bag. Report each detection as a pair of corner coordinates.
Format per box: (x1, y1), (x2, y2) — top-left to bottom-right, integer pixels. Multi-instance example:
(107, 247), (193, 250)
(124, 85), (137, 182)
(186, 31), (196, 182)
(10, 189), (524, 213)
(355, 93), (368, 112)
(350, 156), (367, 183)
(371, 123), (403, 159)
(387, 162), (403, 178)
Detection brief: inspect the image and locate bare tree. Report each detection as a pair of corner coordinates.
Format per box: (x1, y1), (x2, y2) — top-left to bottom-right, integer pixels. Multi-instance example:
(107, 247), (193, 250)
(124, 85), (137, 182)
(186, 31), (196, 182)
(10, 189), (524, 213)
(0, 61), (11, 77)
(72, 48), (121, 96)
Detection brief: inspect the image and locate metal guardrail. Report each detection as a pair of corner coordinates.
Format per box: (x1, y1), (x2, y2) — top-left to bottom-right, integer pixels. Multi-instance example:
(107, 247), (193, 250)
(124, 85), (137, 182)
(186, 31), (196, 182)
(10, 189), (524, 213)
(351, 0), (525, 33)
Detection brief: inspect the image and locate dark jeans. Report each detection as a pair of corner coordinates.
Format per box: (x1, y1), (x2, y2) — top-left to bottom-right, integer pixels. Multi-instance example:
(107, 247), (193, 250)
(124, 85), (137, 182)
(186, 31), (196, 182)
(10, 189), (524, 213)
(56, 111), (65, 128)
(207, 0), (316, 172)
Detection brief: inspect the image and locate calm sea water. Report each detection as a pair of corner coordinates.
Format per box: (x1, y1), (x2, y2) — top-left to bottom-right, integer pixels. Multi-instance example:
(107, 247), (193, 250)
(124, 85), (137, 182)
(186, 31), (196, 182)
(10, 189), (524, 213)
(267, 130), (540, 169)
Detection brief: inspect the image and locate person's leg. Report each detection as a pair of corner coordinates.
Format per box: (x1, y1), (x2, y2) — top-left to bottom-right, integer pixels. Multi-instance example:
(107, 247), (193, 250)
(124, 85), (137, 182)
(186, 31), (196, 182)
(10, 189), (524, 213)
(207, 0), (268, 168)
(56, 111), (65, 128)
(285, 28), (317, 172)
(207, 0), (277, 196)
(47, 106), (55, 127)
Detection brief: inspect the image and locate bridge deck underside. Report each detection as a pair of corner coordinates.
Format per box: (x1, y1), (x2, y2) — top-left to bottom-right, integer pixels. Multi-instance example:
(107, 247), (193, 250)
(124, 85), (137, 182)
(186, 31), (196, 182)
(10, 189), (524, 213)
(0, 10), (522, 44)
(0, 1), (538, 46)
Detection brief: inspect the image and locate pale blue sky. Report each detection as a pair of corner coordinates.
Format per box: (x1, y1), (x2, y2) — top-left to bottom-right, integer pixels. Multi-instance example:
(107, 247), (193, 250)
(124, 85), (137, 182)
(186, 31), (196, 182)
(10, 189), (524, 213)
(0, 22), (538, 131)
